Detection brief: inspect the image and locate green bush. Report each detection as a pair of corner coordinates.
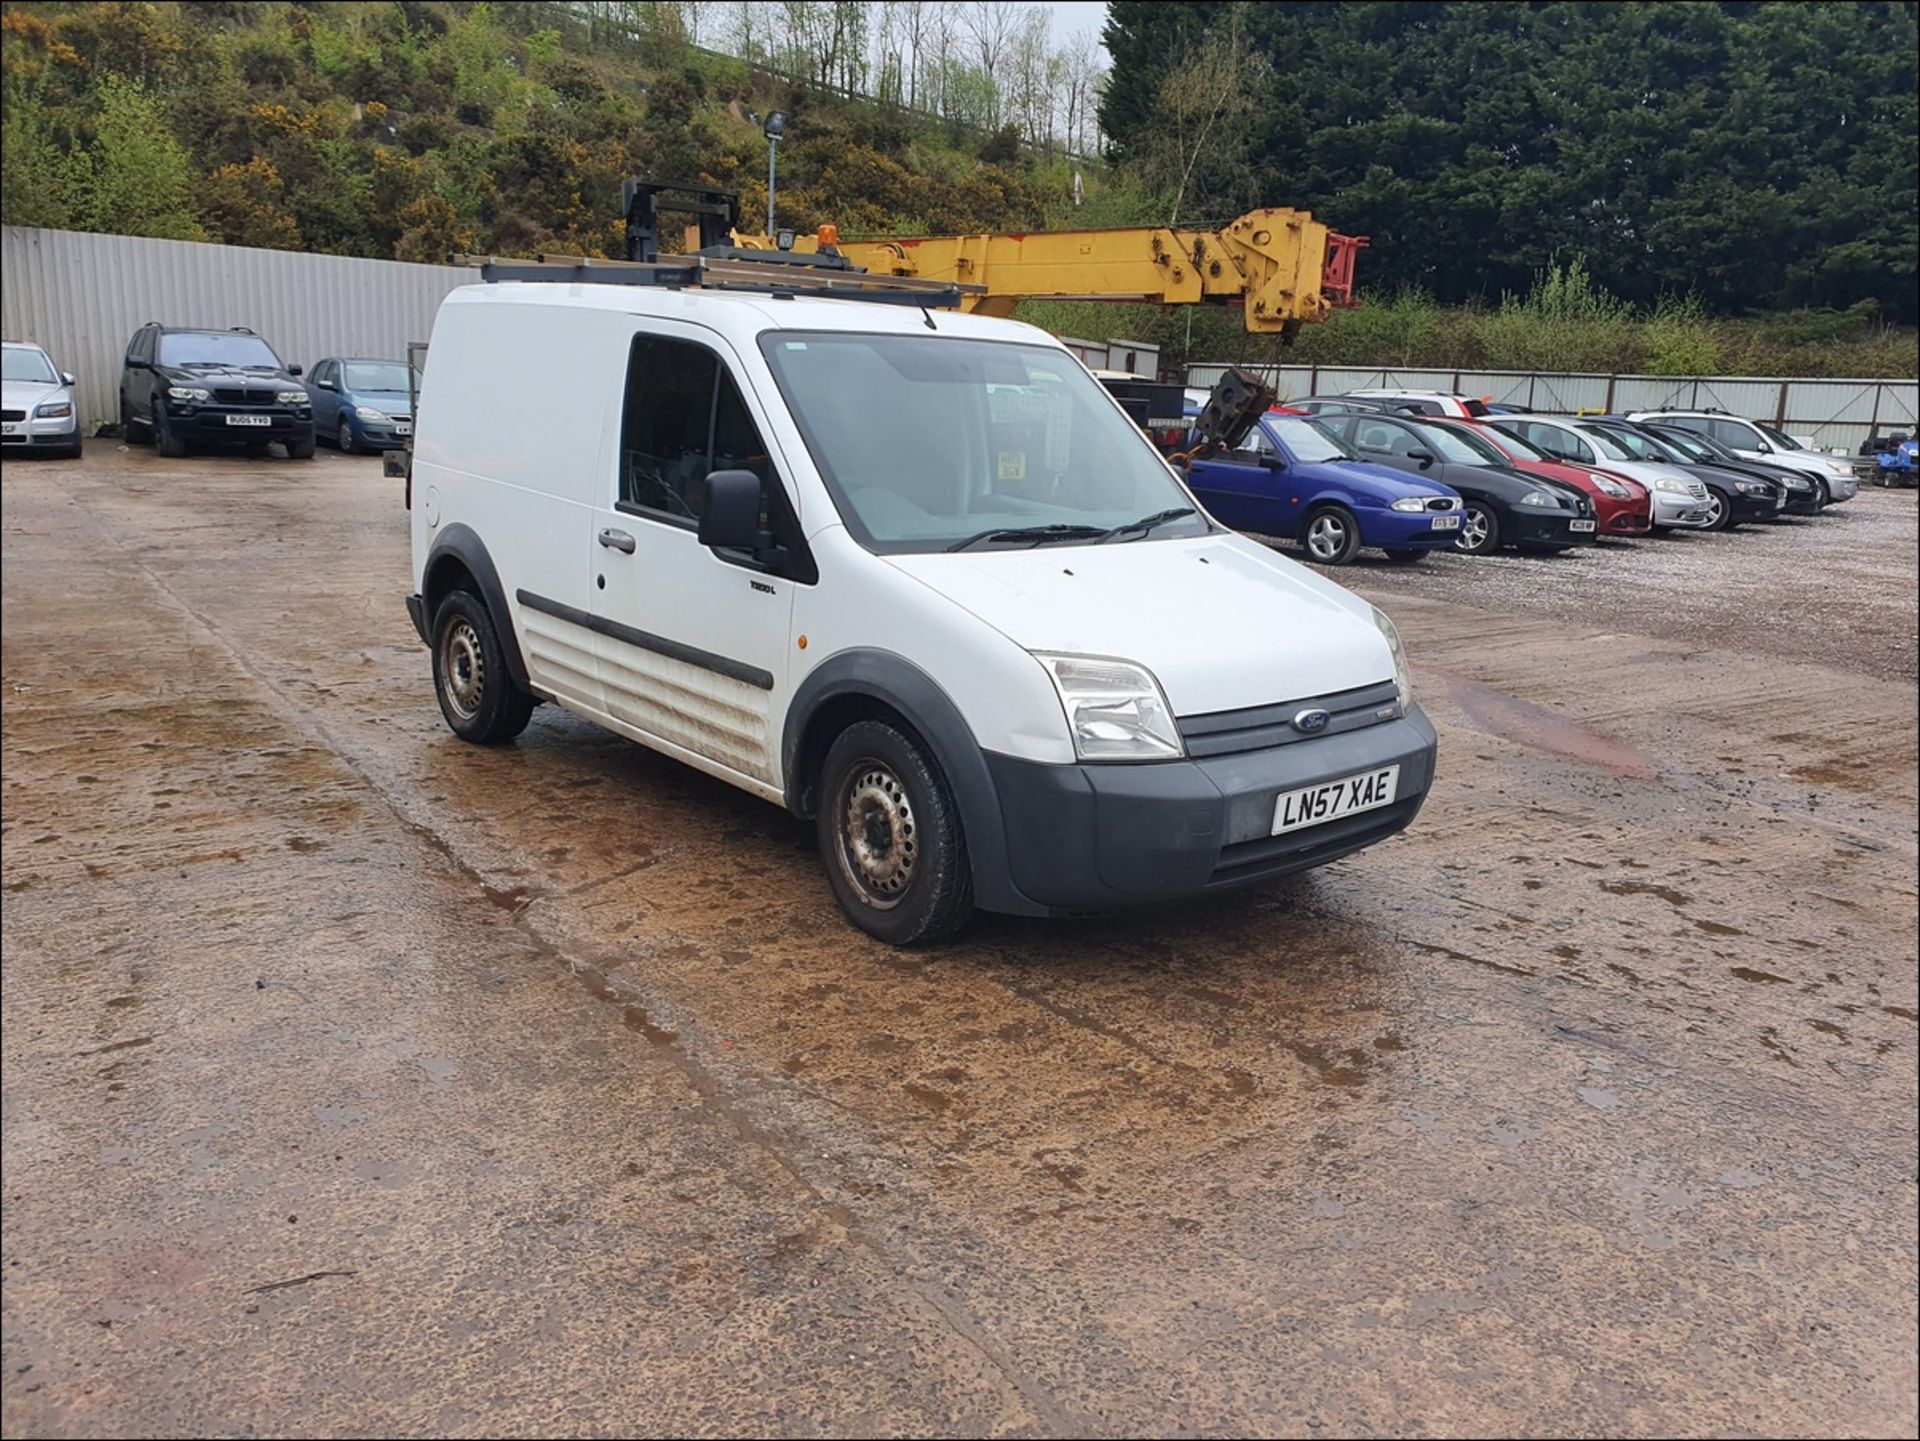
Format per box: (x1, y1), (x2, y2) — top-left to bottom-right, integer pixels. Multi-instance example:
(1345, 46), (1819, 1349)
(1643, 295), (1724, 376)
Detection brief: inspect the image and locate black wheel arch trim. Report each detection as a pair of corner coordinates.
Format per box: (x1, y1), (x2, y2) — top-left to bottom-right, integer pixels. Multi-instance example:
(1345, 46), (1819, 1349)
(783, 649), (1033, 915)
(419, 524), (530, 688)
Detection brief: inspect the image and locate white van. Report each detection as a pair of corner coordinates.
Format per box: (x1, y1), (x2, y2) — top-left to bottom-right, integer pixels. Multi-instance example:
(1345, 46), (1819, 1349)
(405, 270), (1438, 943)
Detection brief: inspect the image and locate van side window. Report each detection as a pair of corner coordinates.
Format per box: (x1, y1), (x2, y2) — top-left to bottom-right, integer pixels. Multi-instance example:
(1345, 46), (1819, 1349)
(619, 334), (780, 529)
(620, 335), (722, 521)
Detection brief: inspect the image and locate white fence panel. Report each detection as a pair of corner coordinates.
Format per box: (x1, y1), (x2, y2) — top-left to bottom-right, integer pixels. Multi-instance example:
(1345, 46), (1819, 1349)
(2, 226), (472, 430)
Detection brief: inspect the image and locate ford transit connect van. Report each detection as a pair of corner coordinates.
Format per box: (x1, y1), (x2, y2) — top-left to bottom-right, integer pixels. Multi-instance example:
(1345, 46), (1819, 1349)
(405, 271), (1439, 942)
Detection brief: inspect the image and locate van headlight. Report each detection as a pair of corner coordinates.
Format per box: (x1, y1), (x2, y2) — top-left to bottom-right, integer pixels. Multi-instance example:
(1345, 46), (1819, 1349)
(1372, 606), (1413, 709)
(1033, 654), (1183, 762)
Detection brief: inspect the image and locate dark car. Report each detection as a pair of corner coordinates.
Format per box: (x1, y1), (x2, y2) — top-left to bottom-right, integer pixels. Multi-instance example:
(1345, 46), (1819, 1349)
(1288, 394), (1424, 416)
(120, 324), (314, 459)
(1582, 417), (1782, 530)
(307, 357), (414, 452)
(1314, 410), (1597, 556)
(1641, 422), (1822, 516)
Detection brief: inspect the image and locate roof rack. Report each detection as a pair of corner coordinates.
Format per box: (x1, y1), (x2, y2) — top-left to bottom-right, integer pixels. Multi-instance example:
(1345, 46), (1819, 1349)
(450, 250), (981, 311)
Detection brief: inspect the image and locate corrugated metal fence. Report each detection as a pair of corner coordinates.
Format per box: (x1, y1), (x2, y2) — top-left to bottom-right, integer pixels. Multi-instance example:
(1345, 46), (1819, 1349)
(1186, 362), (1920, 454)
(2, 227), (472, 431)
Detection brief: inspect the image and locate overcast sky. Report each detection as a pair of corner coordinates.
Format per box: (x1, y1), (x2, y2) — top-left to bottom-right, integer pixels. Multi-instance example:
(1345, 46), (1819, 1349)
(1043, 1), (1109, 54)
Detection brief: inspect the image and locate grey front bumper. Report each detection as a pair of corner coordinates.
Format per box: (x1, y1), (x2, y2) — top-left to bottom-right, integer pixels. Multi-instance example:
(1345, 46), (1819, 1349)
(983, 707), (1439, 912)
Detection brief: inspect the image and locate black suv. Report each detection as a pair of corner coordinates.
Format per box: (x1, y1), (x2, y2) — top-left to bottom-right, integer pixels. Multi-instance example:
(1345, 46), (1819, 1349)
(120, 324), (314, 459)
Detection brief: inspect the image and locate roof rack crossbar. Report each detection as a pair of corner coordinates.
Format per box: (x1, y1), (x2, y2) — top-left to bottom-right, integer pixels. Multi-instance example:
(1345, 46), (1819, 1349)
(451, 251), (981, 311)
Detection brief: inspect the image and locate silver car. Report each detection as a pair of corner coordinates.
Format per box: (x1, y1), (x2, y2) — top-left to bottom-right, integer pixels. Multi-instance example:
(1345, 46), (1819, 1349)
(1625, 409), (1858, 507)
(1490, 415), (1714, 528)
(2, 341), (81, 458)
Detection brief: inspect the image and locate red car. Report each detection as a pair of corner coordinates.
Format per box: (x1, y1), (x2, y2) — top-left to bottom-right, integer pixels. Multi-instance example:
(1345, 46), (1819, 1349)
(1441, 418), (1653, 537)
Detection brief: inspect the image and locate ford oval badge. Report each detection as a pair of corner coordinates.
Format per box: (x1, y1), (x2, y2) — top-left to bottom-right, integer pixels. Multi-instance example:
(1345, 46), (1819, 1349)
(1292, 708), (1331, 735)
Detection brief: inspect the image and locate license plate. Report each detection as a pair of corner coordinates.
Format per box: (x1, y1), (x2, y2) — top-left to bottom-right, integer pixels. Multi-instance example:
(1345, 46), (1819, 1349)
(1272, 765), (1400, 837)
(1430, 514), (1461, 530)
(0, 423), (19, 436)
(1570, 518), (1596, 532)
(225, 413), (272, 427)
(393, 422), (412, 436)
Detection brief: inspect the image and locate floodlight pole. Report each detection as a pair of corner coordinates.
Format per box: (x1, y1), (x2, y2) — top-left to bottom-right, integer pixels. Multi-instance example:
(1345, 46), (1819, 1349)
(763, 111), (788, 236)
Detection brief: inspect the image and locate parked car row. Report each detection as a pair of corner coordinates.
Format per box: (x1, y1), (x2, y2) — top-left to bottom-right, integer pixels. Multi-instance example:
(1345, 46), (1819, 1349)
(1173, 389), (1861, 566)
(1, 324), (414, 463)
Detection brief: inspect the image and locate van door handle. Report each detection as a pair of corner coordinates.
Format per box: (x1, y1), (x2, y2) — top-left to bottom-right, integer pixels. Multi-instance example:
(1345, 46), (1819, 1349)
(598, 528), (636, 554)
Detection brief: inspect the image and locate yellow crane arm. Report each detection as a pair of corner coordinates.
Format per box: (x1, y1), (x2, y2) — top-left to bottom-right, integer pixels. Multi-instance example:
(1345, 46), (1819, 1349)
(733, 210), (1366, 335)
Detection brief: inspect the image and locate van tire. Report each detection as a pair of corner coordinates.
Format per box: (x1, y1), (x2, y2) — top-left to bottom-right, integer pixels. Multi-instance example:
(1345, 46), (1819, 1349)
(818, 720), (974, 945)
(431, 591), (535, 744)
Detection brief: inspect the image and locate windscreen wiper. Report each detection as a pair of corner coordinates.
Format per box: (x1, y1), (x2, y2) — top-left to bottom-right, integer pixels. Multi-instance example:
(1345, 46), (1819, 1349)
(944, 524), (1107, 553)
(1096, 506), (1197, 542)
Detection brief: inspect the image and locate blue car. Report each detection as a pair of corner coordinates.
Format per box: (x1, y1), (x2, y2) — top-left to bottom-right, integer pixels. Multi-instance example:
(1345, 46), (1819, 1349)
(306, 356), (414, 452)
(1185, 411), (1465, 565)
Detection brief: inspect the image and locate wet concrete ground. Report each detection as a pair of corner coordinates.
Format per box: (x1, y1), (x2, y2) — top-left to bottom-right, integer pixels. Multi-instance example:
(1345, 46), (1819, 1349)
(3, 444), (1916, 1437)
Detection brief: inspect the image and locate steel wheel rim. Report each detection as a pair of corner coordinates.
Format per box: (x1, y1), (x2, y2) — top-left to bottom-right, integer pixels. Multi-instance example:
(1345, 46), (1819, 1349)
(442, 619), (485, 720)
(1458, 509), (1490, 551)
(836, 762), (917, 909)
(1306, 515), (1346, 560)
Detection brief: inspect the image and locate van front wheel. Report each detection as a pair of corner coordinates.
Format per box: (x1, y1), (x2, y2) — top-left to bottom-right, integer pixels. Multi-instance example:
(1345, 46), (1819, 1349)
(818, 720), (974, 945)
(431, 591), (534, 744)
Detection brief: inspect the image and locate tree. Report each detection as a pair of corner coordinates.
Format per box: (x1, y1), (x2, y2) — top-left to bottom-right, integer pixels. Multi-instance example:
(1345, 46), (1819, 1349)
(962, 1), (1018, 125)
(1134, 3), (1268, 224)
(83, 75), (205, 241)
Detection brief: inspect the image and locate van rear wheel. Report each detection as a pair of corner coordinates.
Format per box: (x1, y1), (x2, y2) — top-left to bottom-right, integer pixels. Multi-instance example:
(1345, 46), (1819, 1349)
(818, 721), (973, 945)
(431, 591), (534, 744)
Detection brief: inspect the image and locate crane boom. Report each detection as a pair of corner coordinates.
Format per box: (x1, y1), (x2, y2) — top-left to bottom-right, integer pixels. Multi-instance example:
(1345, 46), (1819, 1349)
(620, 183), (1367, 336)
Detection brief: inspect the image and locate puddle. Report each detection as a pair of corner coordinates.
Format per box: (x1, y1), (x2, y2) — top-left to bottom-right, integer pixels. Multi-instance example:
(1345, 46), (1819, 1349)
(1429, 673), (1658, 778)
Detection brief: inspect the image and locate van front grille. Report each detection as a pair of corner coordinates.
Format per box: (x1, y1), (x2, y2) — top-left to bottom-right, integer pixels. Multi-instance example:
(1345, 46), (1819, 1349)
(1177, 679), (1401, 759)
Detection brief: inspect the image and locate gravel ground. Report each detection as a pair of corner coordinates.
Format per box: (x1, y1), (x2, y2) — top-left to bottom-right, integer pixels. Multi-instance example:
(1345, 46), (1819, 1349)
(3, 445), (1916, 1437)
(1277, 488), (1920, 683)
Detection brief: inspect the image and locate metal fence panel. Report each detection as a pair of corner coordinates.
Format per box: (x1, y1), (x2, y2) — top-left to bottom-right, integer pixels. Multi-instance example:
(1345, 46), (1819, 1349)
(2, 226), (472, 430)
(1185, 358), (1917, 454)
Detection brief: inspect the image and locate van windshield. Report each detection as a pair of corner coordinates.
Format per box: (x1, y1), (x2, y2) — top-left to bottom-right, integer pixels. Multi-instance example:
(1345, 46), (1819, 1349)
(758, 333), (1208, 553)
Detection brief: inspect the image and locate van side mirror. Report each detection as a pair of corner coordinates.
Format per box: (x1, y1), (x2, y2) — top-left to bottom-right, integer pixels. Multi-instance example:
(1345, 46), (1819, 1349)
(316, 377), (337, 390)
(699, 469), (764, 551)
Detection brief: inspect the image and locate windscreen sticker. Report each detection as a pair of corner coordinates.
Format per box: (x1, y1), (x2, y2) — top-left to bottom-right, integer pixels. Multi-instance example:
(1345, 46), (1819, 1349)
(997, 451), (1028, 482)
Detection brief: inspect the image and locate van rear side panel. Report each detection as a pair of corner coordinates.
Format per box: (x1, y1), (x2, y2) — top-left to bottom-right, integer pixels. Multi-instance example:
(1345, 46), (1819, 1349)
(411, 289), (627, 708)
